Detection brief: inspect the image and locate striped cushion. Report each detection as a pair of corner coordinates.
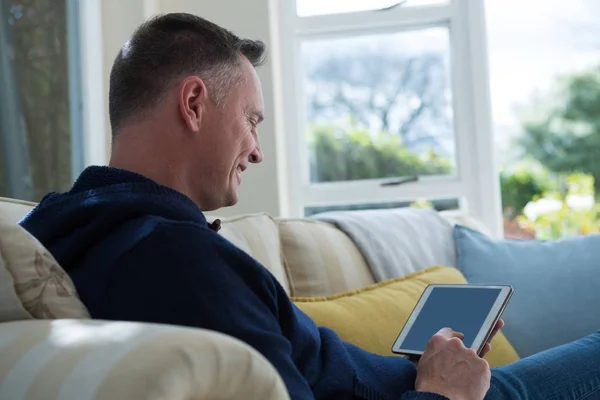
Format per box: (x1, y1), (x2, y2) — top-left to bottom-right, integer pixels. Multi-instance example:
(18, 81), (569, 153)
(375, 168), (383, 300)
(278, 219), (375, 297)
(0, 212), (89, 321)
(215, 214), (290, 294)
(0, 319), (289, 400)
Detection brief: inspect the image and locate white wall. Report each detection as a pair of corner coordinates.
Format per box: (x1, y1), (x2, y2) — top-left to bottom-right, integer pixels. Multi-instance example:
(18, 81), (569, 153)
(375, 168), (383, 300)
(98, 0), (286, 217)
(100, 0), (147, 160)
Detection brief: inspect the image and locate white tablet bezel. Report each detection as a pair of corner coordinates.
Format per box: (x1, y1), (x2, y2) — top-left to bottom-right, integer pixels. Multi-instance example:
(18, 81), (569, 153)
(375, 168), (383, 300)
(391, 284), (513, 356)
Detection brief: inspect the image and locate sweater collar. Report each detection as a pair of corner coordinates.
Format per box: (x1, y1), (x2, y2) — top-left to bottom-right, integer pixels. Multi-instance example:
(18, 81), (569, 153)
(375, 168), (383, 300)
(68, 166), (221, 232)
(71, 166), (156, 193)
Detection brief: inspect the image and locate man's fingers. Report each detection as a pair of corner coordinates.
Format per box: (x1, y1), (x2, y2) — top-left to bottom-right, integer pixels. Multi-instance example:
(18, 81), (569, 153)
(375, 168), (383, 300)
(491, 319), (504, 334)
(426, 328), (462, 354)
(480, 320), (504, 358)
(436, 327), (465, 340)
(488, 319), (505, 343)
(495, 319), (505, 332)
(480, 342), (492, 357)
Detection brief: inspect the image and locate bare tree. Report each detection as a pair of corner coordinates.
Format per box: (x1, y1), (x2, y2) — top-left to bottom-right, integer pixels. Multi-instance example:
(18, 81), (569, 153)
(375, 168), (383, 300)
(305, 45), (453, 153)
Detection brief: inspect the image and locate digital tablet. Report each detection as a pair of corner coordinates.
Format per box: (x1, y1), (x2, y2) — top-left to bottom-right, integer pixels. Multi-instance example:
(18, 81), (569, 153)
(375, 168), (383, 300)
(392, 284), (513, 357)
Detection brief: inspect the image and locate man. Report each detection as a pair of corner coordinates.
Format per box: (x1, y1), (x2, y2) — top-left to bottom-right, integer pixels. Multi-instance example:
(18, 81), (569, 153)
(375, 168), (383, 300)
(20, 13), (600, 400)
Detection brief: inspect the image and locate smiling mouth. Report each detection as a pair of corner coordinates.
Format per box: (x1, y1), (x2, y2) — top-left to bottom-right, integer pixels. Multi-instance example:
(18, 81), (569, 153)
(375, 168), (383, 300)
(236, 165), (246, 184)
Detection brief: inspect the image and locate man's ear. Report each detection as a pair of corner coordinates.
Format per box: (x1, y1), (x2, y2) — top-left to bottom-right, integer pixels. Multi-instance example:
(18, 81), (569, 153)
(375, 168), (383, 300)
(179, 76), (208, 132)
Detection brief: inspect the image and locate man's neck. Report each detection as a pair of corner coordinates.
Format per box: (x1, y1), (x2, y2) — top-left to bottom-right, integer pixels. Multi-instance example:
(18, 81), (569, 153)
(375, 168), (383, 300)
(109, 131), (197, 206)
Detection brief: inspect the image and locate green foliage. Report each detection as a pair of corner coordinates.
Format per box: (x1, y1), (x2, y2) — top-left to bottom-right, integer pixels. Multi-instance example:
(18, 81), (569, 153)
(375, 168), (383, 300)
(520, 65), (600, 192)
(499, 162), (552, 218)
(309, 125), (452, 182)
(512, 64), (600, 238)
(409, 199), (435, 209)
(517, 174), (600, 240)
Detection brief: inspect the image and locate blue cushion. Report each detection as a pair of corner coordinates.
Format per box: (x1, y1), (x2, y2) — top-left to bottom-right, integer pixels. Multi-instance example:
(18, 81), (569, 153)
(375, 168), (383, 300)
(454, 225), (600, 358)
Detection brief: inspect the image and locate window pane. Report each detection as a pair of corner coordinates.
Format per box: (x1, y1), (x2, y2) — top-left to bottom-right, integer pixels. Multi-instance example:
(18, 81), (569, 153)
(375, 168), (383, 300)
(304, 198), (459, 217)
(0, 0), (77, 201)
(302, 27), (455, 184)
(487, 0), (600, 239)
(297, 0), (448, 17)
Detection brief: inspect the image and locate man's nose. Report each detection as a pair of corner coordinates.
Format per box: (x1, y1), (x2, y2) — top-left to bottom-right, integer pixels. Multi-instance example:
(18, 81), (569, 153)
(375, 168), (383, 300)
(249, 142), (263, 164)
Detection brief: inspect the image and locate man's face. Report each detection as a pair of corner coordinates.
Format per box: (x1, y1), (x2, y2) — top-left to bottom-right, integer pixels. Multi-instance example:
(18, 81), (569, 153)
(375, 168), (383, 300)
(193, 57), (264, 210)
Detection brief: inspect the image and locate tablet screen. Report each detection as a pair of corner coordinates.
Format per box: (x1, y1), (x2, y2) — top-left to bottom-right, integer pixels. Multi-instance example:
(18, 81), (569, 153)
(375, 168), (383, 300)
(402, 287), (502, 351)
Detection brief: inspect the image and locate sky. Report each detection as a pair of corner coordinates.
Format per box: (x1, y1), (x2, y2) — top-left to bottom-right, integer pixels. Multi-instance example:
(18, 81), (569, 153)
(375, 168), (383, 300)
(297, 0), (600, 159)
(486, 0), (599, 125)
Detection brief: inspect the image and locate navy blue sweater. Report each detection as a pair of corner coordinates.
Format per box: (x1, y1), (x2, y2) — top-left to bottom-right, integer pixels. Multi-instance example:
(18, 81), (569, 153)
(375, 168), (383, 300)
(20, 166), (448, 400)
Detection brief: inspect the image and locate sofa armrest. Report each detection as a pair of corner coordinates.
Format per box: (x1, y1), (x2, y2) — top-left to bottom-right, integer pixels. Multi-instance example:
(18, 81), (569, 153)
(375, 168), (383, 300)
(0, 319), (289, 400)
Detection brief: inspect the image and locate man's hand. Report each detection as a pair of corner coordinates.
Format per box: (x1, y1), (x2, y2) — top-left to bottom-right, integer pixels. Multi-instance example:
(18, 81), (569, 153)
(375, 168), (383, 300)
(408, 319), (504, 365)
(414, 328), (491, 400)
(480, 319), (504, 358)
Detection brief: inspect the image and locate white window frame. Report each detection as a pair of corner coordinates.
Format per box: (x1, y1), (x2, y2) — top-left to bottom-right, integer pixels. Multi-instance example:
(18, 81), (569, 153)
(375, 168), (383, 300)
(277, 0), (503, 237)
(78, 0), (108, 168)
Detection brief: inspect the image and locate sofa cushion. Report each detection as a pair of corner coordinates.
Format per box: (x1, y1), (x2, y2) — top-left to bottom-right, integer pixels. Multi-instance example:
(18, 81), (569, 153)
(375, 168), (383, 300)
(0, 239), (31, 322)
(294, 266), (520, 368)
(215, 213), (290, 294)
(441, 211), (493, 237)
(0, 319), (289, 400)
(455, 225), (600, 357)
(313, 208), (458, 282)
(278, 219), (375, 297)
(0, 197), (35, 224)
(0, 212), (89, 321)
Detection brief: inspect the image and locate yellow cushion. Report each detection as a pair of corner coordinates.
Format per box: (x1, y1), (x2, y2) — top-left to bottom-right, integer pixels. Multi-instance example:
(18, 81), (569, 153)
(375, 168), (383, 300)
(293, 266), (519, 368)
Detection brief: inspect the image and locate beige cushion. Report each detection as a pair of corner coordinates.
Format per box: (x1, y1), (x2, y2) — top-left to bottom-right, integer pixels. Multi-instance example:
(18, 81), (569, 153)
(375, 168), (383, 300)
(0, 212), (89, 321)
(313, 208), (458, 280)
(278, 219), (375, 297)
(215, 214), (290, 294)
(0, 197), (35, 224)
(0, 319), (289, 400)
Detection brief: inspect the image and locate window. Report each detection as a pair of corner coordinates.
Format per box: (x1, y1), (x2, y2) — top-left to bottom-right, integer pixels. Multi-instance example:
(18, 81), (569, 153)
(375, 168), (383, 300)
(297, 0), (448, 17)
(0, 0), (83, 201)
(487, 0), (600, 239)
(304, 27), (455, 183)
(304, 198), (459, 217)
(279, 0), (502, 235)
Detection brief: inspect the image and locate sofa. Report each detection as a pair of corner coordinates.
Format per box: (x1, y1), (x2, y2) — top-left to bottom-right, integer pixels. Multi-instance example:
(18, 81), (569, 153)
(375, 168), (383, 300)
(0, 196), (507, 400)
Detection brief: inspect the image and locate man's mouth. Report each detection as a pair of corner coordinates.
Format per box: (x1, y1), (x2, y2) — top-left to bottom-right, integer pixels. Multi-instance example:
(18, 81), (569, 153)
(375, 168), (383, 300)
(236, 165), (247, 184)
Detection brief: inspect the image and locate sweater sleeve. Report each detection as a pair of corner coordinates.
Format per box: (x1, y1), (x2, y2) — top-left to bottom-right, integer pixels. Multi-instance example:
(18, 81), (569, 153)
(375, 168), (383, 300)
(103, 223), (314, 400)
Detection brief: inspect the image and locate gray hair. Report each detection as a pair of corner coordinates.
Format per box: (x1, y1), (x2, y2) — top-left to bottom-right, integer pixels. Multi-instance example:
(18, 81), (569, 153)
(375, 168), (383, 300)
(108, 13), (266, 133)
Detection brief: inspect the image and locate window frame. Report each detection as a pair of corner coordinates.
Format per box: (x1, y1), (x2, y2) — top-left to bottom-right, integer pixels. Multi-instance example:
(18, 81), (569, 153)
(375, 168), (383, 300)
(77, 0), (108, 169)
(67, 0), (85, 180)
(278, 0), (503, 236)
(0, 0), (104, 200)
